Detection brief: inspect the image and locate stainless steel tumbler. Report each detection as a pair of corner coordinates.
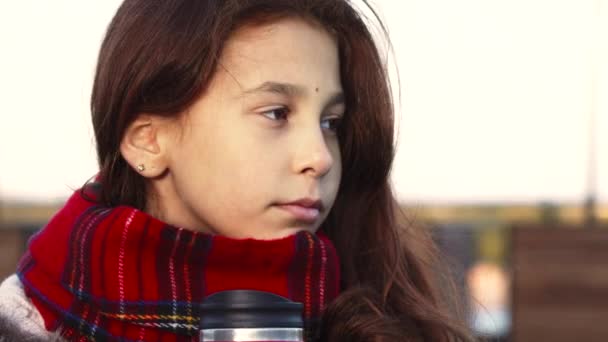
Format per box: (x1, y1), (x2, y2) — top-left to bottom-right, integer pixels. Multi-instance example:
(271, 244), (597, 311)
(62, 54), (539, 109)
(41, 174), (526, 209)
(200, 290), (304, 342)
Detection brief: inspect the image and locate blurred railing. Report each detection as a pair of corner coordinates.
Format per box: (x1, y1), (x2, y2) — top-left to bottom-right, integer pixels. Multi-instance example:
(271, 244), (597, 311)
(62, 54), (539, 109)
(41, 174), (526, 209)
(511, 225), (608, 341)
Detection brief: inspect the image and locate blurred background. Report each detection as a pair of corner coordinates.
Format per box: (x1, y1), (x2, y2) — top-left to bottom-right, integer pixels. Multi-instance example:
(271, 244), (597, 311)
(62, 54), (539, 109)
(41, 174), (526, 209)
(1, 0), (607, 340)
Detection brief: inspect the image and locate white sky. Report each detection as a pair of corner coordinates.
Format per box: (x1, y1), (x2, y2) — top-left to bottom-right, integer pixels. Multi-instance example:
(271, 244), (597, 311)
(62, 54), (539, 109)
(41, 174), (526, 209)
(0, 0), (606, 204)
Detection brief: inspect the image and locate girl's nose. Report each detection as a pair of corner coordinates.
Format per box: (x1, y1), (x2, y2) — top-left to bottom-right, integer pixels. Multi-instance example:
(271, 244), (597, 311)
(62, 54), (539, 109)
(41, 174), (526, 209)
(292, 129), (334, 178)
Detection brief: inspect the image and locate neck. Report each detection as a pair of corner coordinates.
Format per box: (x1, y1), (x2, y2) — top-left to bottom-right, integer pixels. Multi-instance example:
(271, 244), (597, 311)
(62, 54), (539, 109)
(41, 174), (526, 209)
(145, 174), (216, 234)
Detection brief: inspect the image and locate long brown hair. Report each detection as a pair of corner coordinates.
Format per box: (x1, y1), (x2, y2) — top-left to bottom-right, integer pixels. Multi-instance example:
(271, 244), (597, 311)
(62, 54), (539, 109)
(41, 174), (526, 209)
(90, 0), (475, 341)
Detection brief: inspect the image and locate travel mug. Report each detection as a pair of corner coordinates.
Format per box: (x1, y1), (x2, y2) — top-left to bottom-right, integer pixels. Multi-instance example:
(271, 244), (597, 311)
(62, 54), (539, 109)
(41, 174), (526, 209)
(200, 290), (304, 342)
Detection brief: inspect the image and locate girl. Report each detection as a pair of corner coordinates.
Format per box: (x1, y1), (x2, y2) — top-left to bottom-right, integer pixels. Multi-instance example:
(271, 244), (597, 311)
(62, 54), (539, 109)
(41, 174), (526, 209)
(0, 0), (475, 341)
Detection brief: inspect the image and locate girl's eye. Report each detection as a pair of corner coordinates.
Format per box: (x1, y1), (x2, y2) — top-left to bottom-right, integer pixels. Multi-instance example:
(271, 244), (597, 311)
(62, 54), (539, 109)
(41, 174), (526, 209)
(321, 116), (343, 133)
(260, 106), (290, 121)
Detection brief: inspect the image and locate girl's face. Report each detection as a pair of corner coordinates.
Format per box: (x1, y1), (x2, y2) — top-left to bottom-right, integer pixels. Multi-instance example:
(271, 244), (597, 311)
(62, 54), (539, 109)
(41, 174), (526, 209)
(153, 18), (344, 239)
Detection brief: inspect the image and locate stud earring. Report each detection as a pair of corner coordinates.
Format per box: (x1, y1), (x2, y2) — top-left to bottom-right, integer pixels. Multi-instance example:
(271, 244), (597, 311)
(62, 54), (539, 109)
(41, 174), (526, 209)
(137, 164), (145, 172)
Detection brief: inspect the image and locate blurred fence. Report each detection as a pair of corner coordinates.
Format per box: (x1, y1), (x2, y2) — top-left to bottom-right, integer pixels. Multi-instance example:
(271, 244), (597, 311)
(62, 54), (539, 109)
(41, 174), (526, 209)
(511, 225), (608, 341)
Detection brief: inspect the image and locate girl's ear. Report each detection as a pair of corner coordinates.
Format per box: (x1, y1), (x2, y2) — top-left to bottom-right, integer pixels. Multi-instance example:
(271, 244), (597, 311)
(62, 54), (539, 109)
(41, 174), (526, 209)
(120, 114), (169, 178)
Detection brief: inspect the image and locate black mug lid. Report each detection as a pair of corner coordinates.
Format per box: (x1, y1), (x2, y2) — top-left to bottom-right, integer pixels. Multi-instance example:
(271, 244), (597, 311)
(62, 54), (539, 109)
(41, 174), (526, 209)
(200, 290), (304, 329)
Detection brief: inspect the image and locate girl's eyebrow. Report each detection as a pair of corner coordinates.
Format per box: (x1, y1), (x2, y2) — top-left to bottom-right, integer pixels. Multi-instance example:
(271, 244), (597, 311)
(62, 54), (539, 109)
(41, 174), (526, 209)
(240, 81), (345, 108)
(242, 81), (304, 97)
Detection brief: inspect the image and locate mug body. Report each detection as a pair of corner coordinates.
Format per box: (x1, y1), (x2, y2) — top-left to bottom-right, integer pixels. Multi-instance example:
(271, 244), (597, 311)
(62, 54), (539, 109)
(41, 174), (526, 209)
(200, 327), (303, 341)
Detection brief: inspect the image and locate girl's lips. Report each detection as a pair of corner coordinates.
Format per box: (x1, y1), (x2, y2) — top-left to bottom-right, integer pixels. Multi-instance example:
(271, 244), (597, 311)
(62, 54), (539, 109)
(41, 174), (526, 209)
(276, 204), (320, 222)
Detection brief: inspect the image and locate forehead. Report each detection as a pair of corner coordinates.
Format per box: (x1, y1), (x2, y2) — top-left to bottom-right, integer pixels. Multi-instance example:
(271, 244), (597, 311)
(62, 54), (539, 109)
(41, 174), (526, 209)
(217, 17), (342, 93)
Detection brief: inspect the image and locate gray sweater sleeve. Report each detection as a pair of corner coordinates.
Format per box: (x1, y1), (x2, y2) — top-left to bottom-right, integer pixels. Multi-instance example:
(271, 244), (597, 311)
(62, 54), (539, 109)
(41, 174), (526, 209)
(0, 275), (65, 342)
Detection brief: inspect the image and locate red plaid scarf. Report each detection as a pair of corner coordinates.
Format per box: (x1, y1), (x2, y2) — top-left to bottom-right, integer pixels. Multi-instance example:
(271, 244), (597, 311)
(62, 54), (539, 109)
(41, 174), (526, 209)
(17, 183), (341, 341)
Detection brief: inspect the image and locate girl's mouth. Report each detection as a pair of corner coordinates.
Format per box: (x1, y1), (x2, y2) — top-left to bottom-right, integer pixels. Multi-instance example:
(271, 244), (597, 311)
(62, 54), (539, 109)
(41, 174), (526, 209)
(275, 203), (320, 222)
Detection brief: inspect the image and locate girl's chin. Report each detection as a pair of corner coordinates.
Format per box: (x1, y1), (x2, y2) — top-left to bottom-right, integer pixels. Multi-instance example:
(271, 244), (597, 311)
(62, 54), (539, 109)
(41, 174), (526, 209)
(248, 226), (314, 240)
(207, 224), (316, 240)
